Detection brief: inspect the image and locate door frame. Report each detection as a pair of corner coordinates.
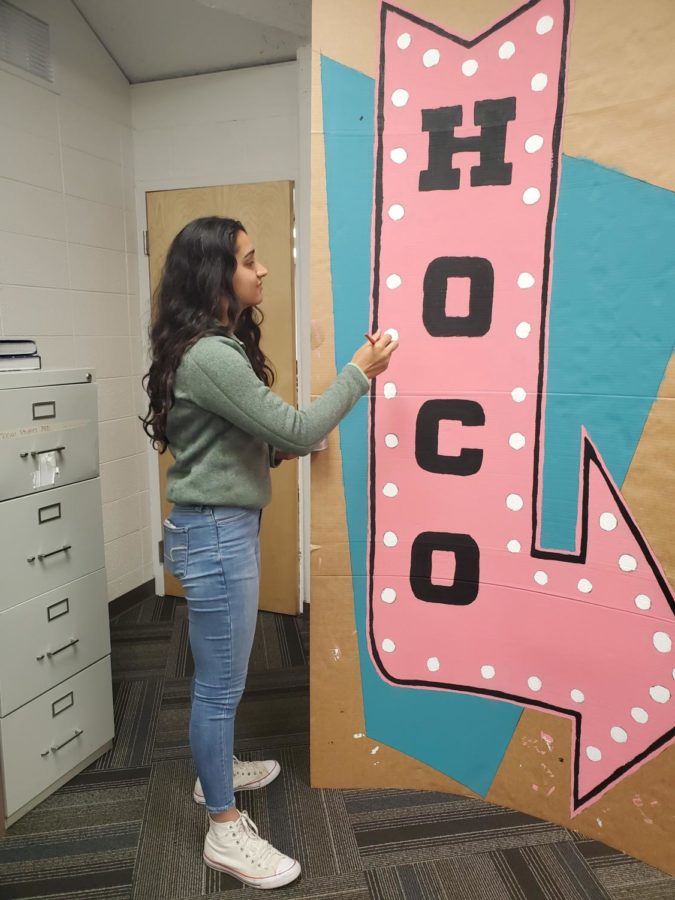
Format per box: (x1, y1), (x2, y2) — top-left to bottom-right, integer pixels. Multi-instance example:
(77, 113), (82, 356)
(136, 176), (311, 612)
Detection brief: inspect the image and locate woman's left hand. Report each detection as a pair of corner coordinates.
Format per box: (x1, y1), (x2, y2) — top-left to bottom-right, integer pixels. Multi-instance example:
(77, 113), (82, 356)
(275, 450), (299, 463)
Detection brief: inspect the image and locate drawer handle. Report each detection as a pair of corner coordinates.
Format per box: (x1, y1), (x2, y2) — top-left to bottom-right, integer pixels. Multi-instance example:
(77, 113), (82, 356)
(20, 445), (66, 459)
(27, 545), (72, 563)
(41, 728), (83, 756)
(37, 637), (79, 661)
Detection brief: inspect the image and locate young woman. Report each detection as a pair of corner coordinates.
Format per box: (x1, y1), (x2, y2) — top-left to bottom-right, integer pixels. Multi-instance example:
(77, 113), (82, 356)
(142, 216), (397, 890)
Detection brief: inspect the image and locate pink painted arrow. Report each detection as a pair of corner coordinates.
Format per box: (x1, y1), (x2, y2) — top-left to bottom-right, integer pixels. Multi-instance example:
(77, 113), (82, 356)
(367, 0), (674, 813)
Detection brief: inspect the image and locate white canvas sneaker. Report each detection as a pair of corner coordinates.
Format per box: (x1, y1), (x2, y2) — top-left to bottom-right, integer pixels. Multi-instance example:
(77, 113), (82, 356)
(193, 757), (280, 804)
(203, 810), (301, 889)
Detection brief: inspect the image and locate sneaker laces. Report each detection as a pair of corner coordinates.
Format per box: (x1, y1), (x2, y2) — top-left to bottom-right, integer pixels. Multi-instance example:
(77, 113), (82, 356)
(236, 811), (282, 869)
(196, 759), (268, 796)
(233, 756), (266, 778)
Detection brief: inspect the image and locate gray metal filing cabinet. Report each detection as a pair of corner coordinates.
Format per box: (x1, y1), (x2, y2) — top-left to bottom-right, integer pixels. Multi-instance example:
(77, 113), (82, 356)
(0, 368), (114, 832)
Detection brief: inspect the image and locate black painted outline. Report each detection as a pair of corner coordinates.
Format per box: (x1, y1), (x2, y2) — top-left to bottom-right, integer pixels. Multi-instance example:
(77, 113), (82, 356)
(368, 0), (675, 812)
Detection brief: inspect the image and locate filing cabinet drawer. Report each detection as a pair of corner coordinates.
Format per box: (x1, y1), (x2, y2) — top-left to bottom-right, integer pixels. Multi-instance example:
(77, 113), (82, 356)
(0, 656), (114, 817)
(0, 382), (98, 502)
(0, 479), (105, 613)
(0, 569), (110, 716)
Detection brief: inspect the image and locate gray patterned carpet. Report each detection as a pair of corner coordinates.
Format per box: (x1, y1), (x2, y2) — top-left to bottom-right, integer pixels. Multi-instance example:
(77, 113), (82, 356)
(1, 593), (674, 900)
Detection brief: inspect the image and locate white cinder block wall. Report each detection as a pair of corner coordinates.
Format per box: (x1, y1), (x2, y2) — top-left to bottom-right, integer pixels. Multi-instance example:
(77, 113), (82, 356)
(131, 63), (299, 188)
(0, 0), (150, 602)
(131, 60), (308, 596)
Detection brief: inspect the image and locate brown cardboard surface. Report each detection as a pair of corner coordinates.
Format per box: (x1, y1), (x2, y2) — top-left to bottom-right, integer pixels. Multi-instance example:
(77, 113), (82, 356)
(312, 0), (675, 190)
(310, 0), (675, 875)
(622, 357), (675, 588)
(493, 708), (675, 871)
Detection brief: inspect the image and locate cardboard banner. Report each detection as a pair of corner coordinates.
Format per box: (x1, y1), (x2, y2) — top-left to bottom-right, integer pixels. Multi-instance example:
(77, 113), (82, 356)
(367, 0), (674, 813)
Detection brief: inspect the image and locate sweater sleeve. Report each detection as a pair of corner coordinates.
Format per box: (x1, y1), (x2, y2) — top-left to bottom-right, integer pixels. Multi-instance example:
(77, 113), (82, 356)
(182, 338), (370, 455)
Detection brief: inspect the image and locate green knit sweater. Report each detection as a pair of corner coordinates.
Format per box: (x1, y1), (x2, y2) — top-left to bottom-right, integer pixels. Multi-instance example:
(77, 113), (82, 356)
(166, 335), (369, 509)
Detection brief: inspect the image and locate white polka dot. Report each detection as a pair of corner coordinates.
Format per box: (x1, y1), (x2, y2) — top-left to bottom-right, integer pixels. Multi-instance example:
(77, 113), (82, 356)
(462, 59), (479, 76)
(649, 685), (670, 703)
(397, 32), (412, 49)
(427, 656), (440, 672)
(383, 531), (398, 548)
(390, 147), (408, 164)
(586, 746), (602, 762)
(481, 665), (496, 680)
(499, 40), (515, 59)
(631, 707), (648, 723)
(509, 433), (526, 450)
(653, 632), (672, 653)
(516, 321), (532, 339)
(383, 382), (397, 399)
(599, 513), (617, 531)
(619, 554), (637, 572)
(382, 638), (396, 653)
(391, 89), (409, 107)
(385, 328), (399, 341)
(512, 387), (527, 403)
(386, 273), (402, 289)
(534, 571), (548, 586)
(382, 483), (398, 498)
(507, 539), (521, 553)
(536, 15), (554, 34)
(507, 493), (524, 511)
(531, 73), (548, 92)
(385, 433), (398, 448)
(388, 204), (405, 221)
(578, 578), (593, 594)
(528, 676), (542, 692)
(525, 134), (544, 153)
(523, 187), (541, 205)
(571, 689), (585, 703)
(380, 587), (396, 603)
(517, 272), (535, 289)
(423, 48), (440, 67)
(634, 594), (651, 611)
(610, 726), (628, 743)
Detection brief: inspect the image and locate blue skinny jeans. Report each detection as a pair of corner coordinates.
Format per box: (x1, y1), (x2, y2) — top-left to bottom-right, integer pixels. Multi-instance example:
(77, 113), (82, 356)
(163, 505), (261, 813)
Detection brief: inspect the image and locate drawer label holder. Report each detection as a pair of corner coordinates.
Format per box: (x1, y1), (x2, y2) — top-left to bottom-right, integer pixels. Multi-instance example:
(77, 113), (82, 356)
(47, 597), (70, 621)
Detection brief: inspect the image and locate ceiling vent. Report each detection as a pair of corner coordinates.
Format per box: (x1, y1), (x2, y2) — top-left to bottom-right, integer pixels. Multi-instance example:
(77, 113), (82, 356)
(0, 0), (53, 83)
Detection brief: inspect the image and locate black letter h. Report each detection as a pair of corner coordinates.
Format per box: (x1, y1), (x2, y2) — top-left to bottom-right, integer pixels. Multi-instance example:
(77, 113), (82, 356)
(419, 97), (516, 191)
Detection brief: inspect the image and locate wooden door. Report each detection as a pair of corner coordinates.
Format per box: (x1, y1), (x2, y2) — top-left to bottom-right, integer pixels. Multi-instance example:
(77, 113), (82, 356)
(146, 182), (299, 615)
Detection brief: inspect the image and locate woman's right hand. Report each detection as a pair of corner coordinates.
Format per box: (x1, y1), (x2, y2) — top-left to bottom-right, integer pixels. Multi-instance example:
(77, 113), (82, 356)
(351, 330), (399, 379)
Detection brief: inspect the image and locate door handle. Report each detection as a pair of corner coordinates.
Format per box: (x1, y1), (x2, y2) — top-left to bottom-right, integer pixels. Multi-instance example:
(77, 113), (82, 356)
(41, 728), (83, 756)
(36, 637), (79, 661)
(20, 445), (66, 459)
(27, 545), (72, 563)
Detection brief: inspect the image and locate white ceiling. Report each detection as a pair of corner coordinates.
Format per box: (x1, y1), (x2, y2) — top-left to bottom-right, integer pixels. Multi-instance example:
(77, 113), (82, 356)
(72, 0), (311, 84)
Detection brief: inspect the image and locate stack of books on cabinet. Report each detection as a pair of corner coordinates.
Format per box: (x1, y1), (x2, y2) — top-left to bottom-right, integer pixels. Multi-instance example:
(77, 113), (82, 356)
(0, 339), (42, 372)
(0, 367), (114, 832)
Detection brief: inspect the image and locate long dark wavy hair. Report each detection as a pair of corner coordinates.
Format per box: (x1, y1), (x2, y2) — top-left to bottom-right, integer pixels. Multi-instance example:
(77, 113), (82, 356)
(141, 216), (274, 452)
